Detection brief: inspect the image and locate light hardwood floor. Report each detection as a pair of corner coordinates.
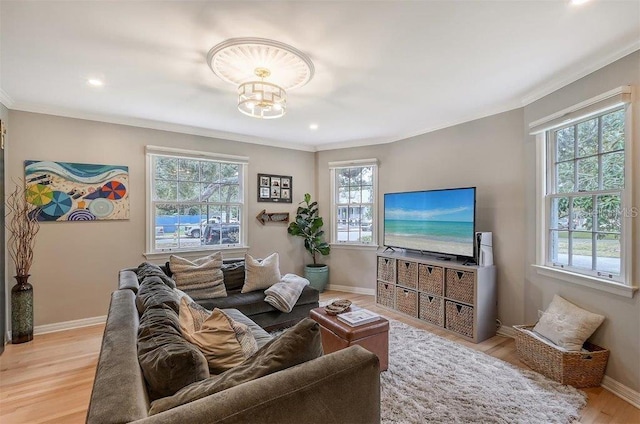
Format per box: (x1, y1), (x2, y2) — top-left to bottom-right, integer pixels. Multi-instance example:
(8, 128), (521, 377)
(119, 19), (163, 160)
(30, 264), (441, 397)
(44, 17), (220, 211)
(0, 290), (638, 423)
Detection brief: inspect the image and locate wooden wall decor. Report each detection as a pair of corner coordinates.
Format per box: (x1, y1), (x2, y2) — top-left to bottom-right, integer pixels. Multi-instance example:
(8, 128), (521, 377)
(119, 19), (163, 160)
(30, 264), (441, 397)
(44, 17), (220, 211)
(256, 209), (290, 225)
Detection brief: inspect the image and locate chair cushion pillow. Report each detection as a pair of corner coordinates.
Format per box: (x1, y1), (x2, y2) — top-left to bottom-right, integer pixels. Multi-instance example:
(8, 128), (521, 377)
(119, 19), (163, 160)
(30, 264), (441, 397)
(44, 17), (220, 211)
(136, 262), (176, 288)
(169, 252), (226, 300)
(221, 261), (246, 292)
(179, 305), (258, 374)
(533, 294), (605, 351)
(137, 304), (209, 401)
(241, 253), (281, 293)
(136, 276), (180, 315)
(149, 317), (323, 415)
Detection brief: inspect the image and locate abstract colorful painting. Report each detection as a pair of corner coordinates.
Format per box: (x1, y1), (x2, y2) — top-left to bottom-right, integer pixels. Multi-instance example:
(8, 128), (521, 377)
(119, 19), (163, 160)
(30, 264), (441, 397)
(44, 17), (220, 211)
(24, 160), (129, 222)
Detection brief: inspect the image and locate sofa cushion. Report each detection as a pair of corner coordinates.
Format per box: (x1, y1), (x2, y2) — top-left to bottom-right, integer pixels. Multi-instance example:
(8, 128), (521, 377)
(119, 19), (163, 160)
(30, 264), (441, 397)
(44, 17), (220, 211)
(118, 270), (140, 293)
(196, 286), (318, 318)
(220, 308), (273, 349)
(148, 317), (323, 415)
(241, 253), (281, 293)
(136, 262), (176, 288)
(221, 260), (245, 292)
(170, 253), (226, 300)
(136, 276), (181, 315)
(137, 305), (210, 401)
(179, 306), (257, 374)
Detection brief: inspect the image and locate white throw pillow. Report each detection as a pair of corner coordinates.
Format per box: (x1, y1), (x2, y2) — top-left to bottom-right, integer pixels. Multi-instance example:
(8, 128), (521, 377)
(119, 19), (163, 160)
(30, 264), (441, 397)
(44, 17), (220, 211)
(532, 295), (605, 351)
(241, 253), (281, 293)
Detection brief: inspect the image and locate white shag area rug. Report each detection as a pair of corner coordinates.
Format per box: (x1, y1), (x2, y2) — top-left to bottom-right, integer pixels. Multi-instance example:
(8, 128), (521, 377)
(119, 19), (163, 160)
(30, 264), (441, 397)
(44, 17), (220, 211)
(382, 319), (586, 423)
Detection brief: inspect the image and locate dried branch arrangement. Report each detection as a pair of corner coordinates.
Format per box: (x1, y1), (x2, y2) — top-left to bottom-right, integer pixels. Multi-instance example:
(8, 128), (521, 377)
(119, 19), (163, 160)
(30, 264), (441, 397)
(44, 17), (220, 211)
(6, 182), (40, 276)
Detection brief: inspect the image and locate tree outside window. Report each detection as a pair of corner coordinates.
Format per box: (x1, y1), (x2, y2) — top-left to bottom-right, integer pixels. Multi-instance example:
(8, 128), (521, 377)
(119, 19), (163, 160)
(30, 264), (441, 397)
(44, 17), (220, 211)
(151, 155), (243, 251)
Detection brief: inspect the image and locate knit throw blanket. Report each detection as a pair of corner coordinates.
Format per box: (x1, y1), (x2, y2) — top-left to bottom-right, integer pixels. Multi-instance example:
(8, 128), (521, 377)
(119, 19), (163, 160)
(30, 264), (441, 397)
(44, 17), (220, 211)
(264, 274), (310, 313)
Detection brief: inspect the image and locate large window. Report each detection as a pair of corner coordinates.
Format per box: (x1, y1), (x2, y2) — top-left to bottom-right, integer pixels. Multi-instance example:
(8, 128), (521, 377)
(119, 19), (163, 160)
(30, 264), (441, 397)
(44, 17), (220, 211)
(530, 85), (636, 295)
(147, 147), (247, 253)
(547, 108), (626, 280)
(330, 159), (378, 245)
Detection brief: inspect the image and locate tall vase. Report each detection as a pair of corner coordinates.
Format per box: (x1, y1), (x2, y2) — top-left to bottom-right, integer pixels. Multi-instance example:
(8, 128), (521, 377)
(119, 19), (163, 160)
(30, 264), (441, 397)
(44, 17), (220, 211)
(11, 275), (33, 344)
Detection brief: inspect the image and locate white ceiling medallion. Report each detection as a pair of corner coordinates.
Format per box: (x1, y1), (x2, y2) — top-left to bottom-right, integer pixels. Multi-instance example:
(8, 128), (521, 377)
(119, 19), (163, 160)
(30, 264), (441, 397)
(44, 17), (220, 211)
(207, 38), (314, 119)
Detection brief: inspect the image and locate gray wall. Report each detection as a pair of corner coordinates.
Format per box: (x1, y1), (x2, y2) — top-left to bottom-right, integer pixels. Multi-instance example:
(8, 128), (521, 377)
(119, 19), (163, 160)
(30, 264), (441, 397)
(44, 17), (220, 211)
(6, 111), (315, 326)
(316, 109), (527, 328)
(523, 51), (640, 391)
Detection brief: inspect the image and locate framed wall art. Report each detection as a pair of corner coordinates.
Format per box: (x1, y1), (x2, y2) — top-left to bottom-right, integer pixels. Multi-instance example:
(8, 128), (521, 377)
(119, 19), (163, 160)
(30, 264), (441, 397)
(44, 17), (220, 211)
(24, 160), (130, 221)
(258, 173), (292, 203)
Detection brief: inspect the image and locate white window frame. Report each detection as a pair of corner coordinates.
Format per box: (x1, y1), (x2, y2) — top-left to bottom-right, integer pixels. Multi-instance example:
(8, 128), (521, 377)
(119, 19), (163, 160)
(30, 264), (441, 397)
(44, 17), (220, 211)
(530, 86), (637, 298)
(144, 145), (249, 259)
(329, 159), (379, 248)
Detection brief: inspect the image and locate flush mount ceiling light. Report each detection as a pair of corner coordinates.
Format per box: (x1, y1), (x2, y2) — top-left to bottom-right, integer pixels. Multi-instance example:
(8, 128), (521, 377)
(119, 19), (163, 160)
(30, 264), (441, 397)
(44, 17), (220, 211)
(207, 38), (314, 119)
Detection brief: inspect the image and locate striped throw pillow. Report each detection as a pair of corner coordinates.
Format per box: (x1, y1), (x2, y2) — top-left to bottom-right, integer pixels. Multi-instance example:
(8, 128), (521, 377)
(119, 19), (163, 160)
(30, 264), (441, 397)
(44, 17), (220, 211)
(169, 253), (226, 300)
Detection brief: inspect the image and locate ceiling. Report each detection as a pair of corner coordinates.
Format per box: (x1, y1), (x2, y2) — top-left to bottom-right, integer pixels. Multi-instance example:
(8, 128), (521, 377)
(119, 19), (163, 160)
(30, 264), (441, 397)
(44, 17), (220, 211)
(1, 1), (639, 152)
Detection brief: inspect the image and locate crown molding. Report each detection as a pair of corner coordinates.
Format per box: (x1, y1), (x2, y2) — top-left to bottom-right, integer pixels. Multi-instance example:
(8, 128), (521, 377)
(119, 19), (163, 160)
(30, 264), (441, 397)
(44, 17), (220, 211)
(0, 88), (15, 108)
(315, 101), (523, 152)
(9, 102), (317, 152)
(521, 40), (640, 106)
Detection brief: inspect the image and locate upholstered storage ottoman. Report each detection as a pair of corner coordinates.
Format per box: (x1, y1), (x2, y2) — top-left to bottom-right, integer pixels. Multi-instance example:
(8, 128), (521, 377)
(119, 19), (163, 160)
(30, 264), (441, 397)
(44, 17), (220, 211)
(309, 307), (389, 371)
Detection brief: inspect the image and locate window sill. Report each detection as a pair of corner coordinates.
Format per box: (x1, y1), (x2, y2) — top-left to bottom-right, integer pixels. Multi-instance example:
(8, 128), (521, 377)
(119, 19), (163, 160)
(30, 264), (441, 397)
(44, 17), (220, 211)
(144, 246), (249, 262)
(531, 264), (638, 298)
(329, 243), (379, 251)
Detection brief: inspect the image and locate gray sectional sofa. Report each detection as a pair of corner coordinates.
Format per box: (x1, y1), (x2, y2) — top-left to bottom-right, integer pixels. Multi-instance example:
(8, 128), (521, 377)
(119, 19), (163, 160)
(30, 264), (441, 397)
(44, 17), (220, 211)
(86, 263), (381, 424)
(173, 259), (320, 331)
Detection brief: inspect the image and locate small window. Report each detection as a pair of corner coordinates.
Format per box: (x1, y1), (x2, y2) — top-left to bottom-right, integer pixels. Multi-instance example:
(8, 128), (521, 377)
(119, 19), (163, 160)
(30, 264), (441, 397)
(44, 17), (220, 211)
(545, 107), (627, 281)
(147, 149), (246, 253)
(330, 160), (378, 245)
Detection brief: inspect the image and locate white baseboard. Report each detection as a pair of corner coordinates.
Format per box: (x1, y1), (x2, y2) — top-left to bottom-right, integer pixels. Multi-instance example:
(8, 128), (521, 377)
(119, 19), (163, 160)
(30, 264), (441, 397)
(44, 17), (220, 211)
(497, 325), (639, 408)
(601, 375), (640, 409)
(497, 324), (517, 338)
(326, 284), (375, 296)
(6, 315), (107, 341)
(34, 315), (106, 336)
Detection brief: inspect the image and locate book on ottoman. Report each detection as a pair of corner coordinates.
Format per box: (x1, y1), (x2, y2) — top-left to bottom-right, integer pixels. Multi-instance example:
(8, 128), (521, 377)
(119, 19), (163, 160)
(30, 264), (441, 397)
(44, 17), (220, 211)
(337, 309), (380, 327)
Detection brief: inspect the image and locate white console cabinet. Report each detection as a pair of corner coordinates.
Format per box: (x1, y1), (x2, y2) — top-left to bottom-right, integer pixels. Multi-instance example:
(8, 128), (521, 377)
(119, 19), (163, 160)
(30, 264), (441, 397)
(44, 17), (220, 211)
(376, 250), (496, 343)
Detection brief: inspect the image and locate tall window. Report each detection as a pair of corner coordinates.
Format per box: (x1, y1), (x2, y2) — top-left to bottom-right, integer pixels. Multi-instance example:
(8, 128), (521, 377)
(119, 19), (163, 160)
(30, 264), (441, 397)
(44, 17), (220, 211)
(546, 107), (627, 281)
(330, 160), (378, 245)
(147, 148), (247, 253)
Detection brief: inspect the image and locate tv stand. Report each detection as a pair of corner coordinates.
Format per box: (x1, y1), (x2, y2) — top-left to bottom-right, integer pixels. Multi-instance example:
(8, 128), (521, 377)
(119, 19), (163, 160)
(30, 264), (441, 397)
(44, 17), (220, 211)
(375, 249), (496, 343)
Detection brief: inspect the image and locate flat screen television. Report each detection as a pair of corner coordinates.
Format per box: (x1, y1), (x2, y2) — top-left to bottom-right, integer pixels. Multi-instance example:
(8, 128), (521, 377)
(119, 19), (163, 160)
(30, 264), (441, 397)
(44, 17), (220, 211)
(383, 187), (476, 258)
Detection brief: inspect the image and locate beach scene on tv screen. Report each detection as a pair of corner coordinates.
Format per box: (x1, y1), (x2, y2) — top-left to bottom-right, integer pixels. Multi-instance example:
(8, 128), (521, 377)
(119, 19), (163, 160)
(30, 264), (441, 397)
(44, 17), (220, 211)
(384, 188), (475, 257)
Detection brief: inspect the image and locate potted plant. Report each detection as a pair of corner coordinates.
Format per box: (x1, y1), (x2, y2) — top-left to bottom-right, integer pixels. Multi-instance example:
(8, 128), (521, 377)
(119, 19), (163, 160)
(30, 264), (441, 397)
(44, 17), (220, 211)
(287, 193), (331, 292)
(6, 182), (40, 343)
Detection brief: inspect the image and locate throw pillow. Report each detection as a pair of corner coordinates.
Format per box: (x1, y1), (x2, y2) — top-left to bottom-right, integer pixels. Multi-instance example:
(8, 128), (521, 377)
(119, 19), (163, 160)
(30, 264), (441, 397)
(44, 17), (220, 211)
(169, 253), (226, 300)
(149, 318), (323, 415)
(137, 304), (210, 401)
(533, 294), (605, 351)
(264, 274), (310, 313)
(179, 307), (259, 374)
(136, 276), (181, 315)
(241, 253), (281, 293)
(178, 296), (211, 333)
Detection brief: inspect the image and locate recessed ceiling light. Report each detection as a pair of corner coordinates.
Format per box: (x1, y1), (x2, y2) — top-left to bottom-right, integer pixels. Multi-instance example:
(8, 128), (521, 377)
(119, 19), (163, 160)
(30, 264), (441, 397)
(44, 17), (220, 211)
(309, 124), (319, 130)
(570, 0), (590, 5)
(87, 78), (104, 87)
